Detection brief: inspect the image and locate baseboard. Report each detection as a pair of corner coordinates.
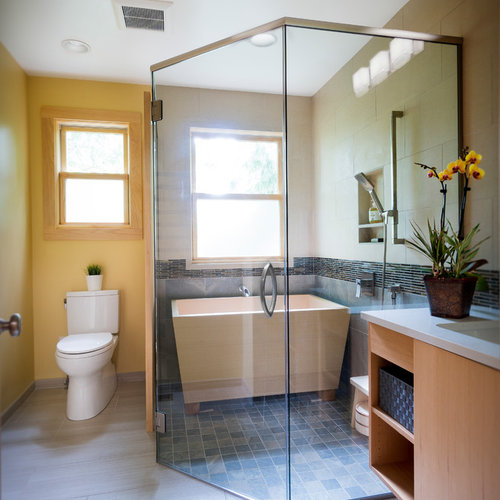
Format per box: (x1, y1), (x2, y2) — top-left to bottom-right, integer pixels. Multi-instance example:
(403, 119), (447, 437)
(34, 371), (145, 388)
(117, 371), (146, 382)
(1, 372), (146, 424)
(35, 377), (66, 389)
(1, 381), (36, 424)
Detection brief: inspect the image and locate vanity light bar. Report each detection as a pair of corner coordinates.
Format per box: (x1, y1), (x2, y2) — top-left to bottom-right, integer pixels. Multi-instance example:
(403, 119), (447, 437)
(352, 38), (425, 97)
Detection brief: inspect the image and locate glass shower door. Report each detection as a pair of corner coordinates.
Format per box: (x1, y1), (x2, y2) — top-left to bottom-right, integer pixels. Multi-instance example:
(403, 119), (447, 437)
(151, 18), (462, 500)
(152, 28), (290, 500)
(284, 24), (460, 500)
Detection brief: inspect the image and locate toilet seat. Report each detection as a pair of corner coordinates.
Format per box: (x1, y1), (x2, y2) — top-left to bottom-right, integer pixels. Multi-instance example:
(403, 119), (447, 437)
(57, 332), (113, 355)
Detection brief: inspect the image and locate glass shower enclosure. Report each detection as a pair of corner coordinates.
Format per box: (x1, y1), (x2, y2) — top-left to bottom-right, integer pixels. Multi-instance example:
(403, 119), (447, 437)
(151, 18), (461, 500)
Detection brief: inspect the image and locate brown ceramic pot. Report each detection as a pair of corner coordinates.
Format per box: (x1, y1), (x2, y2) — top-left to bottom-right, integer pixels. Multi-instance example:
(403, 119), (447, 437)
(423, 275), (477, 319)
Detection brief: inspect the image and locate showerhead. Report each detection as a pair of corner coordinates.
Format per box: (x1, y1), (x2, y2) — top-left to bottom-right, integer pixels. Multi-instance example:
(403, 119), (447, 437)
(354, 172), (374, 191)
(355, 172), (385, 216)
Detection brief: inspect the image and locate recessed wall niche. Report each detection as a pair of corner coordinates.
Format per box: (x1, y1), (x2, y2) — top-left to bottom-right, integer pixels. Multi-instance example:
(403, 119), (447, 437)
(358, 168), (384, 243)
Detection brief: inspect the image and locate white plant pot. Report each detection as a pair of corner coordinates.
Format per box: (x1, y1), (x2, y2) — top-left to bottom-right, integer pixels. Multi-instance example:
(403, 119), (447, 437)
(86, 275), (103, 291)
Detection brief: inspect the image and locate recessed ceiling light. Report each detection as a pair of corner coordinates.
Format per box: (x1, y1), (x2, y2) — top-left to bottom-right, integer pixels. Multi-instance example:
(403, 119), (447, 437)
(249, 33), (277, 47)
(61, 39), (91, 54)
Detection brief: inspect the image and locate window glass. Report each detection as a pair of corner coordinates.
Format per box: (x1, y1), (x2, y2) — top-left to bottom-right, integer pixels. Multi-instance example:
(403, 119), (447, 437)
(41, 107), (142, 240)
(196, 199), (281, 258)
(192, 129), (282, 260)
(64, 178), (125, 223)
(194, 136), (279, 194)
(64, 129), (125, 174)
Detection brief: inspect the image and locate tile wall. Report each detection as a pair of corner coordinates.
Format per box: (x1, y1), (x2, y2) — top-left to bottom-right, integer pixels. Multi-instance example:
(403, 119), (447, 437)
(156, 257), (498, 392)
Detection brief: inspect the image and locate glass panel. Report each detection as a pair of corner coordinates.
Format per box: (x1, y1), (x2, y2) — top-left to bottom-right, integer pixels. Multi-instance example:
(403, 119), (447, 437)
(64, 129), (125, 173)
(153, 26), (287, 500)
(64, 178), (125, 223)
(196, 198), (281, 258)
(193, 134), (280, 194)
(152, 20), (461, 500)
(286, 25), (459, 499)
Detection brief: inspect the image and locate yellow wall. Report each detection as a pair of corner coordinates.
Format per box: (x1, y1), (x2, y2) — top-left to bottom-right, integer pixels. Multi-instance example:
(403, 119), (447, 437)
(27, 77), (149, 379)
(0, 43), (34, 411)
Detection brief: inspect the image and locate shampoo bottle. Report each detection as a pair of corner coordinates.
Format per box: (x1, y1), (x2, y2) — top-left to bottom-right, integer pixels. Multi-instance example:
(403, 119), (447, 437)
(369, 201), (383, 223)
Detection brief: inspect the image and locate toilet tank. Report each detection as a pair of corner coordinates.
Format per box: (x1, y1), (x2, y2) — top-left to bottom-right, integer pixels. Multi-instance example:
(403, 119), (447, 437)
(66, 290), (119, 335)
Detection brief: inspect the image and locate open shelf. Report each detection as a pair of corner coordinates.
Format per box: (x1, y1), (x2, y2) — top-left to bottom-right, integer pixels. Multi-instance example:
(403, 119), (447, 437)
(372, 406), (414, 443)
(369, 325), (415, 499)
(372, 461), (414, 500)
(357, 168), (384, 243)
(358, 226), (384, 243)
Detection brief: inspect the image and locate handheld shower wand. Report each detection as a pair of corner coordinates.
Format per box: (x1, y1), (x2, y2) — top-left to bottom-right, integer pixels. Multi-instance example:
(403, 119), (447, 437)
(354, 172), (386, 218)
(355, 172), (388, 307)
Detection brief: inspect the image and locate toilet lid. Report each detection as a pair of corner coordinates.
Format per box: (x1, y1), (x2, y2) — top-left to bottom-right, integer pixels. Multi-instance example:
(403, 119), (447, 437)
(57, 332), (113, 354)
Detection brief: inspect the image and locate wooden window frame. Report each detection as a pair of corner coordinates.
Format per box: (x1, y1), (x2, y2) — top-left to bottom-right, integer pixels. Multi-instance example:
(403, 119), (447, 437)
(41, 107), (142, 240)
(190, 128), (284, 263)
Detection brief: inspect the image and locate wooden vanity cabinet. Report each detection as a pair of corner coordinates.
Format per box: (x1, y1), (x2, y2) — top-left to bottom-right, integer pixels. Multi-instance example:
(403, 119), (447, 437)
(369, 323), (500, 500)
(414, 341), (500, 499)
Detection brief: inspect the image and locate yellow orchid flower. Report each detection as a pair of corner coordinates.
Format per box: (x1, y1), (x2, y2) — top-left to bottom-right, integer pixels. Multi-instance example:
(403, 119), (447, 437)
(447, 159), (466, 174)
(427, 170), (437, 178)
(468, 164), (485, 179)
(438, 170), (453, 181)
(465, 150), (482, 165)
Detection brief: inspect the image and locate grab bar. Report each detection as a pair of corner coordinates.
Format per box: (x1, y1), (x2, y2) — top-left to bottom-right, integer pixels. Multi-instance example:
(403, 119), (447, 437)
(390, 110), (405, 245)
(260, 263), (277, 318)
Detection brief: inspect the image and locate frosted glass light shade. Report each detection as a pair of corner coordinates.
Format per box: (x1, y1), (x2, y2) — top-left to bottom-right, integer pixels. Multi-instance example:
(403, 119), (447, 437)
(369, 50), (390, 86)
(412, 40), (424, 55)
(389, 38), (413, 71)
(352, 67), (371, 97)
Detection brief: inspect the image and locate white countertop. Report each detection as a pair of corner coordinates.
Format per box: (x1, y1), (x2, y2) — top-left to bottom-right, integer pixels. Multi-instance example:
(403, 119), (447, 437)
(361, 307), (500, 370)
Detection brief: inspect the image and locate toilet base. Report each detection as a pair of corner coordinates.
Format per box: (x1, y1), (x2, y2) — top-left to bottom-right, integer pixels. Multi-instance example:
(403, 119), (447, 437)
(66, 361), (117, 420)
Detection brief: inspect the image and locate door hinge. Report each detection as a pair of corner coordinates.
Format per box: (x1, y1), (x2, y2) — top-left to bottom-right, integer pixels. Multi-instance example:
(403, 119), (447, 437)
(151, 100), (163, 122)
(155, 411), (167, 433)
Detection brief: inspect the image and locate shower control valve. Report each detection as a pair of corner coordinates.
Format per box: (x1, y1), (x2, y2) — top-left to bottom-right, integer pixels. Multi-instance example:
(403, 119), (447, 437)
(355, 272), (375, 298)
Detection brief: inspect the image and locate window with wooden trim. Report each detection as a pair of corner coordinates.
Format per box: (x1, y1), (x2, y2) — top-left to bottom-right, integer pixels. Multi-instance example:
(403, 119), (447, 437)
(42, 107), (142, 240)
(191, 128), (283, 262)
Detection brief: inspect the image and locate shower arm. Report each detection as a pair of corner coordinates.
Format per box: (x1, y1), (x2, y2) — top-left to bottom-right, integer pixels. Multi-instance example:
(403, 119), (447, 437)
(390, 110), (405, 245)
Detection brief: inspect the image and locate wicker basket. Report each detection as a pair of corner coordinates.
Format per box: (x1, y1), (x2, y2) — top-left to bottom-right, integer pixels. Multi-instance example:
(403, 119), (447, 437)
(379, 365), (414, 433)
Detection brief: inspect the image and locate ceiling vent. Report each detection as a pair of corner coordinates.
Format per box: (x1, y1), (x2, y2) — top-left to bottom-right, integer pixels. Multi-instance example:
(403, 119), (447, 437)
(113, 0), (172, 31)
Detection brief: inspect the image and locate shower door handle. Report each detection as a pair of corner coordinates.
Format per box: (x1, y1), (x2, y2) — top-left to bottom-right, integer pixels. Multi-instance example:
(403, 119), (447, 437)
(0, 313), (21, 337)
(260, 263), (277, 318)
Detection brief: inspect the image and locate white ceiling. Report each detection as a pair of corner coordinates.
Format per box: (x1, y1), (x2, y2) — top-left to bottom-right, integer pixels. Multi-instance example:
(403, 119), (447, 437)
(0, 0), (409, 95)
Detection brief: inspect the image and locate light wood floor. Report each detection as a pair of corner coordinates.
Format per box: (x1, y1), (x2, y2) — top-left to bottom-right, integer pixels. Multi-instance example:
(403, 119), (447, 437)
(1, 380), (241, 500)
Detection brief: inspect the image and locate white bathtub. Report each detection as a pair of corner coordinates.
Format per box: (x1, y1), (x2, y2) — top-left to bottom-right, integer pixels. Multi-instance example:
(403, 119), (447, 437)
(172, 294), (350, 411)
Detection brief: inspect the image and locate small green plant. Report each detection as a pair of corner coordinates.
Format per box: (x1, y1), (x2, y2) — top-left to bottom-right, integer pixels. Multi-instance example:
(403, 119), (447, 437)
(407, 221), (451, 277)
(86, 264), (102, 276)
(408, 222), (488, 287)
(444, 224), (488, 282)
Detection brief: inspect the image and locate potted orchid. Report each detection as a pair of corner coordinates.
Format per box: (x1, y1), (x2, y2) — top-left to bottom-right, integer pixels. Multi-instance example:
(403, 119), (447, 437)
(407, 148), (488, 318)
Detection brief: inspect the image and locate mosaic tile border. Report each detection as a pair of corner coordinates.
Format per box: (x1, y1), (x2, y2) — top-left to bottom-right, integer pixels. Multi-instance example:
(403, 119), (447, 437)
(156, 257), (499, 308)
(311, 257), (499, 309)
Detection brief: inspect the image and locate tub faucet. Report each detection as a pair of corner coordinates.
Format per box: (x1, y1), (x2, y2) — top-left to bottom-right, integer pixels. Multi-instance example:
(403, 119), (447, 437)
(389, 284), (402, 305)
(239, 285), (250, 297)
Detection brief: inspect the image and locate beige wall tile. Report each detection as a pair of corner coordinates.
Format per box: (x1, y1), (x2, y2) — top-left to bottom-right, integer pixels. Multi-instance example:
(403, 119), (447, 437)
(312, 18), (463, 263)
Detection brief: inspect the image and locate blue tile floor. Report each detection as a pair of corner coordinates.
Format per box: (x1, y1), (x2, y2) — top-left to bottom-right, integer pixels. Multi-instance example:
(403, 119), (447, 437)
(158, 391), (390, 500)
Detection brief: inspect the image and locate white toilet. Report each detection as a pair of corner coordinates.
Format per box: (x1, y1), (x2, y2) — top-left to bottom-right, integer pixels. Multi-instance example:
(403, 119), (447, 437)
(56, 290), (119, 420)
